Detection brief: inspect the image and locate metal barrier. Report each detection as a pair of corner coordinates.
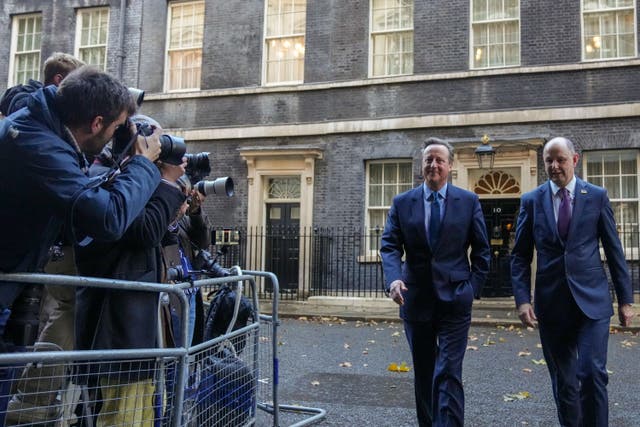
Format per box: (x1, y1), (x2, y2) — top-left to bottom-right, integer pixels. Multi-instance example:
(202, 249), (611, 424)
(245, 270), (326, 427)
(0, 270), (325, 426)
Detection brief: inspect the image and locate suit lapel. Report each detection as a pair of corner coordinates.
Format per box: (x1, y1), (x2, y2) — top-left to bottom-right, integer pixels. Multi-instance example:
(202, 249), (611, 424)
(434, 185), (460, 250)
(409, 187), (428, 247)
(540, 182), (562, 245)
(567, 178), (588, 243)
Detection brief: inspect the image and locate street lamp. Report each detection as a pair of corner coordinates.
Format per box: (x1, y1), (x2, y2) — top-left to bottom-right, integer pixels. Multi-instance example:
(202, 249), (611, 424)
(475, 134), (496, 169)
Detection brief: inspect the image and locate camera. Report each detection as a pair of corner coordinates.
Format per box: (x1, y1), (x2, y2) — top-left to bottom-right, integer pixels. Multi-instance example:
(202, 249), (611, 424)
(136, 120), (186, 166)
(195, 177), (234, 197)
(193, 249), (231, 278)
(111, 115), (186, 166)
(184, 152), (211, 184)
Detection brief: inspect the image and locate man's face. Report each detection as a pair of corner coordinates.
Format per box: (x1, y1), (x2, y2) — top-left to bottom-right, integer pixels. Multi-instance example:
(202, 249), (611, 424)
(543, 139), (579, 188)
(81, 111), (128, 156)
(422, 144), (452, 191)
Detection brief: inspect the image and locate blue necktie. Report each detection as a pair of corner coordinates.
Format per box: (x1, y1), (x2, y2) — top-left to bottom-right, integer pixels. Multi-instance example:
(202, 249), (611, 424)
(429, 191), (440, 249)
(557, 187), (571, 240)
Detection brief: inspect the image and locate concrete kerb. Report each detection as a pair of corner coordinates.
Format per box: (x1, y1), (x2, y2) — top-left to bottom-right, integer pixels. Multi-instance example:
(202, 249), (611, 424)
(259, 296), (640, 333)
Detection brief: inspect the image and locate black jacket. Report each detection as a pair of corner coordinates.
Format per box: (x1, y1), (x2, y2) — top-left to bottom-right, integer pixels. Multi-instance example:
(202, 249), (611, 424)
(74, 182), (185, 352)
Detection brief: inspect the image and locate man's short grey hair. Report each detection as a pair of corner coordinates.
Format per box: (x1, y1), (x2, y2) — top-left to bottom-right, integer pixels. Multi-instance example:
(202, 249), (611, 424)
(423, 137), (454, 163)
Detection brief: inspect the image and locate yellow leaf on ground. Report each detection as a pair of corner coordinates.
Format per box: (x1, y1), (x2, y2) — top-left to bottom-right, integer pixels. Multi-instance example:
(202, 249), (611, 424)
(518, 351), (531, 357)
(503, 391), (532, 402)
(466, 345), (479, 351)
(311, 380), (320, 386)
(339, 361), (352, 368)
(531, 359), (547, 365)
(522, 368), (533, 374)
(387, 362), (411, 372)
(391, 331), (401, 337)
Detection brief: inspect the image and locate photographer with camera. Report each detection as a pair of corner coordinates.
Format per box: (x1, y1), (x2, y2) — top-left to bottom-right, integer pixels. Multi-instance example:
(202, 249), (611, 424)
(0, 67), (162, 354)
(162, 174), (230, 349)
(73, 115), (186, 427)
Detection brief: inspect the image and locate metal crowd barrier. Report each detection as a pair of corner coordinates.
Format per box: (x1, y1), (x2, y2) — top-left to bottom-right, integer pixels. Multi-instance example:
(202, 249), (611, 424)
(0, 270), (325, 427)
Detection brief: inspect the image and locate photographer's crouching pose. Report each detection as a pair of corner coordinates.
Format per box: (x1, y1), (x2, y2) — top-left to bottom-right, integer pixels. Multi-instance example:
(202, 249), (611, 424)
(73, 115), (186, 427)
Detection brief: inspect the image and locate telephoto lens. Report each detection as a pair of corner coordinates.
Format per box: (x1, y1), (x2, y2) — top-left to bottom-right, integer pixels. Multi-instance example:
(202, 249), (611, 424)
(195, 177), (234, 197)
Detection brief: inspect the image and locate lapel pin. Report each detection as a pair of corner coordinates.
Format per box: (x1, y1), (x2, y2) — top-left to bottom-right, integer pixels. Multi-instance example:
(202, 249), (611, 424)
(580, 189), (587, 194)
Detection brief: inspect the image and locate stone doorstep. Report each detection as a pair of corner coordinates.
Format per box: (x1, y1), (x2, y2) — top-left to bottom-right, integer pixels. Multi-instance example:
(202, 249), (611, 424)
(258, 296), (640, 332)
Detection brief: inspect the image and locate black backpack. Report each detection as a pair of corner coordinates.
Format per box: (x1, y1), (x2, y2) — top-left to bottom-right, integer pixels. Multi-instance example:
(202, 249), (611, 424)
(203, 284), (253, 354)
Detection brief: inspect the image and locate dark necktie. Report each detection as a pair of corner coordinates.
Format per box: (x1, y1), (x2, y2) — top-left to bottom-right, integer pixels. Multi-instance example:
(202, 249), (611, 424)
(557, 187), (571, 240)
(429, 191), (441, 249)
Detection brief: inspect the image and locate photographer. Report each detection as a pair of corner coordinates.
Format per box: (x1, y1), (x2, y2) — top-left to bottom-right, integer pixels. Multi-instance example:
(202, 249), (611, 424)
(73, 115), (186, 427)
(163, 175), (223, 348)
(0, 67), (163, 352)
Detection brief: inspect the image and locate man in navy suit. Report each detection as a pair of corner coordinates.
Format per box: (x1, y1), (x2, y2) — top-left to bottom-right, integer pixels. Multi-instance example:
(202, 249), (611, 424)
(511, 137), (635, 426)
(380, 138), (490, 426)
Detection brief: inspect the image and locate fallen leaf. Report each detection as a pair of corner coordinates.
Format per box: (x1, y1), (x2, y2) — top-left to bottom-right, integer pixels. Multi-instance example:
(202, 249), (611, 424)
(339, 361), (352, 368)
(387, 362), (411, 372)
(344, 343), (350, 349)
(535, 343), (542, 349)
(362, 349), (369, 355)
(518, 351), (531, 357)
(503, 391), (531, 402)
(607, 369), (614, 375)
(466, 345), (479, 351)
(499, 337), (507, 343)
(531, 359), (547, 365)
(468, 335), (479, 342)
(311, 380), (320, 387)
(522, 368), (533, 373)
(368, 340), (376, 344)
(391, 331), (401, 337)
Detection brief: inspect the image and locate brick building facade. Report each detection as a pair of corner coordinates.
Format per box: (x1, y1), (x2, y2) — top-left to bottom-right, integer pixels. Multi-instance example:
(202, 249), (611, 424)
(2, 0), (639, 297)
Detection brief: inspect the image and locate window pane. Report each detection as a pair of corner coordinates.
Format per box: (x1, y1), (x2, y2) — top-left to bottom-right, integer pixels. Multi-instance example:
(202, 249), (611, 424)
(604, 176), (620, 197)
(167, 2), (204, 90)
(587, 158), (603, 176)
(620, 154), (637, 174)
(590, 176), (603, 187)
(369, 185), (382, 206)
(472, 3), (520, 69)
(371, 1), (414, 77)
(603, 155), (620, 174)
(370, 163), (383, 184)
(265, 1), (306, 83)
(621, 176), (637, 198)
(473, 0), (488, 21)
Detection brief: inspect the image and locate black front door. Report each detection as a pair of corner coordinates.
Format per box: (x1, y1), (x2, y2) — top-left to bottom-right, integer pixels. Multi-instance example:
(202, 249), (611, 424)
(480, 199), (520, 297)
(266, 203), (300, 291)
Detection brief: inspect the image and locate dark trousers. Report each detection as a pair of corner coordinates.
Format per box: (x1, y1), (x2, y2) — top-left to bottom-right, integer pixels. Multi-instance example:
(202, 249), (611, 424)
(538, 299), (611, 427)
(404, 305), (471, 427)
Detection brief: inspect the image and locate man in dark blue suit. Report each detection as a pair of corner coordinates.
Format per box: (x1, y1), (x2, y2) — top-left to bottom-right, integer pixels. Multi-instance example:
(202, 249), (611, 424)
(511, 137), (635, 427)
(380, 138), (490, 426)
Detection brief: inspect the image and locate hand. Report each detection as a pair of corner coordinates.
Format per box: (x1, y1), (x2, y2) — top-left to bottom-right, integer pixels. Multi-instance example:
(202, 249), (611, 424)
(517, 303), (537, 328)
(188, 190), (206, 213)
(159, 159), (186, 183)
(618, 303), (635, 327)
(134, 126), (162, 162)
(388, 280), (407, 306)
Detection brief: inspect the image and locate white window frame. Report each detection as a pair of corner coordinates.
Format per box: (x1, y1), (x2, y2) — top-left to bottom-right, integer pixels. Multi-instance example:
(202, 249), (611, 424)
(369, 0), (414, 78)
(164, 0), (205, 92)
(74, 7), (110, 71)
(469, 0), (521, 69)
(362, 159), (413, 261)
(581, 0), (637, 62)
(583, 149), (640, 259)
(262, 0), (306, 86)
(8, 13), (42, 87)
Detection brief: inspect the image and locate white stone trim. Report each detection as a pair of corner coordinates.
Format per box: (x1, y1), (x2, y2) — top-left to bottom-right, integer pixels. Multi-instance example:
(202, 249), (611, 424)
(167, 103), (640, 141)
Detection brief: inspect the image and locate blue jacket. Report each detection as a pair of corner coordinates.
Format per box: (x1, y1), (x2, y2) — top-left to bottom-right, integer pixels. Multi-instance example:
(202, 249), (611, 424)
(510, 178), (632, 321)
(380, 184), (490, 321)
(0, 86), (161, 309)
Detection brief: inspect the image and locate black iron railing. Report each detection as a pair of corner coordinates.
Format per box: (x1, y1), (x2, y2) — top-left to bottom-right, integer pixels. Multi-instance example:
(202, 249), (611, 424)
(211, 226), (640, 302)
